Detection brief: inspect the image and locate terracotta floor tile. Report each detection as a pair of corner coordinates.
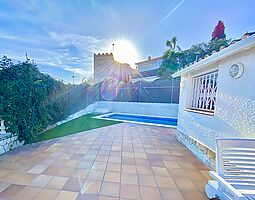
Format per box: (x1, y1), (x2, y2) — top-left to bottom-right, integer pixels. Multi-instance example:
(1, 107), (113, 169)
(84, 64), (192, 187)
(100, 182), (120, 197)
(76, 193), (99, 200)
(134, 153), (147, 159)
(139, 186), (161, 200)
(177, 162), (197, 170)
(104, 171), (120, 183)
(14, 186), (41, 200)
(136, 166), (153, 175)
(71, 168), (89, 179)
(135, 159), (150, 166)
(120, 183), (140, 199)
(163, 161), (181, 169)
(106, 163), (121, 172)
(13, 173), (37, 185)
(92, 162), (107, 171)
(98, 195), (118, 200)
(62, 178), (84, 192)
(56, 190), (78, 200)
(27, 164), (49, 174)
(121, 173), (138, 185)
(181, 191), (207, 200)
(0, 184), (25, 199)
(138, 174), (157, 187)
(87, 170), (105, 181)
(174, 178), (197, 191)
(34, 188), (59, 200)
(81, 180), (101, 194)
(185, 170), (208, 182)
(149, 160), (165, 167)
(46, 176), (68, 189)
(155, 176), (177, 189)
(77, 161), (94, 169)
(71, 153), (84, 161)
(122, 164), (137, 173)
(151, 167), (170, 177)
(122, 157), (136, 165)
(108, 156), (121, 164)
(29, 174), (53, 187)
(194, 180), (208, 192)
(160, 188), (184, 200)
(57, 167), (75, 177)
(168, 169), (188, 178)
(0, 123), (210, 199)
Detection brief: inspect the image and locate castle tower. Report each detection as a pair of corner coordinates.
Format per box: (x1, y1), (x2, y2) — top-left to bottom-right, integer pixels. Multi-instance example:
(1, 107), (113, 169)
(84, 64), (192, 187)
(93, 53), (132, 84)
(93, 53), (115, 83)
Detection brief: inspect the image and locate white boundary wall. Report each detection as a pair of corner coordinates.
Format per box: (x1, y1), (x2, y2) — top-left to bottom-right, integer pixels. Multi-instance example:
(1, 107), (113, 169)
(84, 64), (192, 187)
(47, 101), (179, 130)
(95, 101), (179, 118)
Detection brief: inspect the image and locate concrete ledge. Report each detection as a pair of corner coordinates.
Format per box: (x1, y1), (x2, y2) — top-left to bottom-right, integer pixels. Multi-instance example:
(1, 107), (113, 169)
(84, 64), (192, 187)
(174, 129), (216, 169)
(0, 134), (24, 155)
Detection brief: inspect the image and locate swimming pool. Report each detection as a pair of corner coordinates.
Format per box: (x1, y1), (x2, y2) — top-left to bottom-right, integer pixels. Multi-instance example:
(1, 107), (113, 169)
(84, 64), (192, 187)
(94, 113), (177, 127)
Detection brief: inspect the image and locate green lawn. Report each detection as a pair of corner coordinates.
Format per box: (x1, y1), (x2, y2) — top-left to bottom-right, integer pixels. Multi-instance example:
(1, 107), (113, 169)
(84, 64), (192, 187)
(39, 113), (120, 141)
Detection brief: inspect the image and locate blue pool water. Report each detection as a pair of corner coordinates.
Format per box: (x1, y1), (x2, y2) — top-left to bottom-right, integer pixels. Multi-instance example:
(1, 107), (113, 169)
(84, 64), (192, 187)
(101, 113), (177, 127)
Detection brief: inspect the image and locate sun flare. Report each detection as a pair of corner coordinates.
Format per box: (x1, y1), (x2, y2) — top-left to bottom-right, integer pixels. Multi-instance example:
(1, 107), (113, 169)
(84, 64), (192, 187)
(109, 39), (139, 68)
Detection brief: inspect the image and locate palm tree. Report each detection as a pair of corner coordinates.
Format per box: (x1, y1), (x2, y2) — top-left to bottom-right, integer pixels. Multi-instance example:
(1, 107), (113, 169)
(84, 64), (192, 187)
(166, 36), (182, 52)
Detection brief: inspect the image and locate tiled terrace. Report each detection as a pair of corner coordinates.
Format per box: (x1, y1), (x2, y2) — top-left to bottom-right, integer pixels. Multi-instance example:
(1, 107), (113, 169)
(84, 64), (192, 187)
(0, 123), (210, 200)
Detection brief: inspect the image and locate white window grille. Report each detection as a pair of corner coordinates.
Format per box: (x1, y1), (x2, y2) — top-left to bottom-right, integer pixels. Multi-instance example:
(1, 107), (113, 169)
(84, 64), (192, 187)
(190, 71), (218, 112)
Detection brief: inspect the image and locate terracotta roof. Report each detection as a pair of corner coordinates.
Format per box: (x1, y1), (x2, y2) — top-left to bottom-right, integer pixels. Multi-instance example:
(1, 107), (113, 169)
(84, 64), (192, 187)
(173, 31), (255, 78)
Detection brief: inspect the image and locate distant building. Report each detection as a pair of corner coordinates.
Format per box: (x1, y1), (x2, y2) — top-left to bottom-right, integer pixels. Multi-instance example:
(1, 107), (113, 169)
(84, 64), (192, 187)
(132, 56), (163, 82)
(93, 53), (132, 84)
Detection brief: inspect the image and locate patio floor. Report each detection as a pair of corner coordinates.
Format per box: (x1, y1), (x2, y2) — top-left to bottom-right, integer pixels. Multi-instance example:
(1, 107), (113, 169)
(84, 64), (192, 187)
(0, 123), (210, 200)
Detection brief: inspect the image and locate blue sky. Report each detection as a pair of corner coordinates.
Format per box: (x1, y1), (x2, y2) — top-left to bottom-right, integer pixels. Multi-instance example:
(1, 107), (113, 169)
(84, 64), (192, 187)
(0, 0), (254, 83)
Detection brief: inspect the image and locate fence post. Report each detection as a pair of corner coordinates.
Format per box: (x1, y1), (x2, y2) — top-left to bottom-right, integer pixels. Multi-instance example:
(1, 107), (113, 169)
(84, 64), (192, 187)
(171, 78), (174, 104)
(68, 90), (71, 115)
(138, 83), (141, 102)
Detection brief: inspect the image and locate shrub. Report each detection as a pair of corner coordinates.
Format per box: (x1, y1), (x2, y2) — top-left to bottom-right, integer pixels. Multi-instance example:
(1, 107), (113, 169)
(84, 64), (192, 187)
(0, 56), (69, 143)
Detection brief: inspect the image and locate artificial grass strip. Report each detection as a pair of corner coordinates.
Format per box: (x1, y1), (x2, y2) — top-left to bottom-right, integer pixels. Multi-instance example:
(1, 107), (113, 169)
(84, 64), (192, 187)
(39, 113), (120, 141)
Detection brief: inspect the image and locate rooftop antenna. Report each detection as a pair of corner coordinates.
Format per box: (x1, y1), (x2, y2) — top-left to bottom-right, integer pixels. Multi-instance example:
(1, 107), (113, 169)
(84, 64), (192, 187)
(25, 53), (28, 59)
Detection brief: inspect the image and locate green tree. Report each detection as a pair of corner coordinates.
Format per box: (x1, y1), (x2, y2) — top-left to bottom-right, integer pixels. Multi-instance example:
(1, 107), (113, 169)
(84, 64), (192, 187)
(159, 36), (183, 76)
(159, 37), (231, 77)
(166, 36), (182, 51)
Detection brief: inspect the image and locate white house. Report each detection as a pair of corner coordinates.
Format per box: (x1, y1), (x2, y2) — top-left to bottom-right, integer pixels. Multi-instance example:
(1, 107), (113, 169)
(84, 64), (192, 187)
(172, 32), (255, 168)
(132, 56), (163, 82)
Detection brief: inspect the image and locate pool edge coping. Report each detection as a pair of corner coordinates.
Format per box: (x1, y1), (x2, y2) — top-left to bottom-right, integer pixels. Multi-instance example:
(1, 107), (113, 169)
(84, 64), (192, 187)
(93, 112), (177, 128)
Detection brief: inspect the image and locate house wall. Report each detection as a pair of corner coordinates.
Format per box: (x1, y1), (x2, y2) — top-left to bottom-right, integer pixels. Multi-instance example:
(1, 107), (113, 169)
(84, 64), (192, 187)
(137, 58), (163, 73)
(177, 47), (255, 152)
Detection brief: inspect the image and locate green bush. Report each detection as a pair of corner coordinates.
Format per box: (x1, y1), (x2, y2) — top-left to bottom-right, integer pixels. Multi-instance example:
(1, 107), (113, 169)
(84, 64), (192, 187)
(0, 56), (69, 143)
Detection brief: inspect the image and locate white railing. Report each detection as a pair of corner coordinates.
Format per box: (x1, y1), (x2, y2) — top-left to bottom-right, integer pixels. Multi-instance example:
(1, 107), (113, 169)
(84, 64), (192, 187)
(191, 70), (218, 112)
(206, 138), (255, 200)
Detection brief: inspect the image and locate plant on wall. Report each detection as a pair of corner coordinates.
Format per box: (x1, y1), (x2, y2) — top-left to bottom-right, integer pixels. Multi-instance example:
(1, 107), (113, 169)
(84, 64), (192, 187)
(0, 56), (69, 143)
(159, 21), (230, 77)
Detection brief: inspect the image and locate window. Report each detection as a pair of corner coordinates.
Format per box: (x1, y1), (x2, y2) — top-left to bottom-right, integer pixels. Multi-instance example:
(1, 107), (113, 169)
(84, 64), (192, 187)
(190, 71), (218, 113)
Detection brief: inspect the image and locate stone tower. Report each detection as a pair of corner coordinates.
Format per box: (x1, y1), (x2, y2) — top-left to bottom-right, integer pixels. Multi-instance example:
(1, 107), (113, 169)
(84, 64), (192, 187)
(93, 53), (115, 83)
(93, 53), (131, 83)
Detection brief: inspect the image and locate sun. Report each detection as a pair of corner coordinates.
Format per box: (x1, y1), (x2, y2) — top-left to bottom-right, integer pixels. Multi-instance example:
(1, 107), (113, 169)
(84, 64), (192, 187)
(109, 39), (139, 69)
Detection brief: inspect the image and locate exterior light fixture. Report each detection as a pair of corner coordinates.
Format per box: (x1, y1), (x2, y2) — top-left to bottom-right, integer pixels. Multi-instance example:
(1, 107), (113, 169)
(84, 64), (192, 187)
(229, 63), (244, 79)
